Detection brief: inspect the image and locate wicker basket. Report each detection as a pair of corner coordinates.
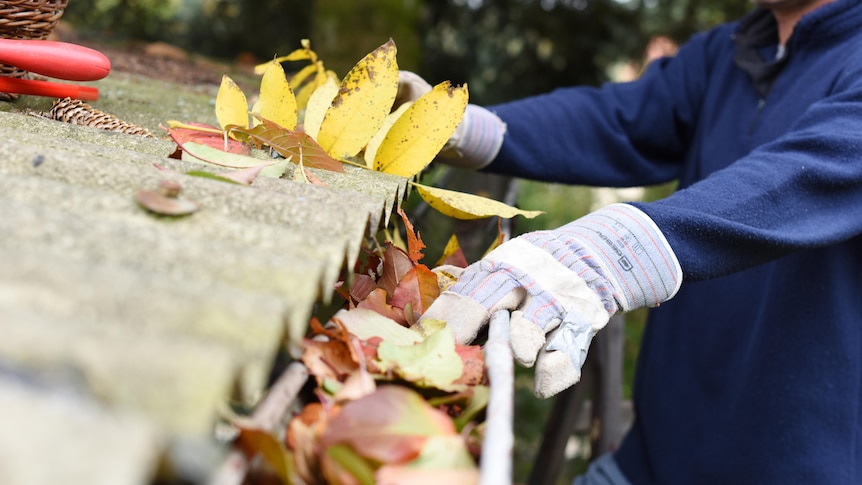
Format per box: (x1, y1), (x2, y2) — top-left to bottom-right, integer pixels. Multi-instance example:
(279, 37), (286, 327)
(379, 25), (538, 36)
(0, 0), (68, 99)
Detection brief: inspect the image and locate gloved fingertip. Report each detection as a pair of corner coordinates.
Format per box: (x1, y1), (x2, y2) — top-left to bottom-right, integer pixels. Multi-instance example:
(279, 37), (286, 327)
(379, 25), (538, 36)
(509, 312), (545, 368)
(533, 348), (581, 398)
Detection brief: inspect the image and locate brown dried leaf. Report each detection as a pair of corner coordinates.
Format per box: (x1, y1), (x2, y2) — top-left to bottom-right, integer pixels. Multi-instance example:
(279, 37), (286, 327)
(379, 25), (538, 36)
(231, 120), (344, 173)
(356, 288), (407, 325)
(398, 207), (425, 264)
(134, 189), (198, 216)
(377, 243), (415, 297)
(390, 265), (440, 323)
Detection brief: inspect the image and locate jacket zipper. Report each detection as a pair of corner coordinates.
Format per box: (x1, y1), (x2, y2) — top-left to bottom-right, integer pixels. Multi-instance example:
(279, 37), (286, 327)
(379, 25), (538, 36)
(749, 98), (766, 134)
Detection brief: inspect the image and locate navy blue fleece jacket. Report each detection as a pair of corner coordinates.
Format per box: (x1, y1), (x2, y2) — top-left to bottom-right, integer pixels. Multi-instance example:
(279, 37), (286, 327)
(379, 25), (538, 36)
(487, 1), (862, 483)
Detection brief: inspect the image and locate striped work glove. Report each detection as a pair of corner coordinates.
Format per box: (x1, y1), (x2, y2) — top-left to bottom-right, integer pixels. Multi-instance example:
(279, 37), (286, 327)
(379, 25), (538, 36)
(396, 70), (506, 170)
(420, 204), (682, 398)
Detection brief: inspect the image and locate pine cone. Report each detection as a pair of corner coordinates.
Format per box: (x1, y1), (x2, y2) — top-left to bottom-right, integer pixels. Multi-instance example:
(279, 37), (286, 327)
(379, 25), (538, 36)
(48, 97), (155, 138)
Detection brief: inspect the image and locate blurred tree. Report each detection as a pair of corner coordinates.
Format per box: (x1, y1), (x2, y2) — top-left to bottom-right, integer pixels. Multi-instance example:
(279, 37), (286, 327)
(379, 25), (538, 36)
(183, 0), (314, 61)
(62, 0), (176, 41)
(419, 0), (642, 104)
(417, 0), (751, 104)
(310, 0), (423, 76)
(63, 0), (315, 62)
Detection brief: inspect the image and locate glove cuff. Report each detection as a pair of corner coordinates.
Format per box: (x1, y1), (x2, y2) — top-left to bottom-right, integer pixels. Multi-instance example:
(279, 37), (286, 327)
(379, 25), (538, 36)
(438, 104), (506, 170)
(562, 203), (682, 311)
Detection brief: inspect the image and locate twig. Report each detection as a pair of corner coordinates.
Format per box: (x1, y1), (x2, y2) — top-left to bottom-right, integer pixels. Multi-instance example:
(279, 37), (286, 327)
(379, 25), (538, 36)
(210, 362), (310, 485)
(480, 310), (514, 485)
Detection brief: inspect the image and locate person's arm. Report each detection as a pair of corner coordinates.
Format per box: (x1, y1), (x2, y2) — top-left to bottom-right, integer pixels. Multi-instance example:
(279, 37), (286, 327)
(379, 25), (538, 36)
(637, 58), (862, 280)
(421, 34), (862, 398)
(396, 28), (720, 183)
(486, 30), (717, 187)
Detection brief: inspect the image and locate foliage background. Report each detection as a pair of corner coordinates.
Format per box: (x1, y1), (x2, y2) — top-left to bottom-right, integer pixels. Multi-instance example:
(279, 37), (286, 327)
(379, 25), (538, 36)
(60, 0), (751, 482)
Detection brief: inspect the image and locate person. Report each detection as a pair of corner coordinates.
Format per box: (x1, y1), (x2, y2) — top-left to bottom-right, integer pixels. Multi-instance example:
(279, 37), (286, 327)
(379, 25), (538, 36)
(403, 0), (862, 482)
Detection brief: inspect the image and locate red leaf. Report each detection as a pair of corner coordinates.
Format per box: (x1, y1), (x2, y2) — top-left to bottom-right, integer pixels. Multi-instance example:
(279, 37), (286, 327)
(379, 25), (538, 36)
(356, 288), (407, 326)
(398, 207), (425, 264)
(453, 344), (486, 386)
(377, 243), (415, 296)
(439, 247), (468, 268)
(435, 235), (469, 268)
(168, 123), (249, 155)
(390, 265), (440, 323)
(301, 338), (359, 383)
(320, 386), (456, 464)
(356, 288), (407, 327)
(349, 273), (378, 303)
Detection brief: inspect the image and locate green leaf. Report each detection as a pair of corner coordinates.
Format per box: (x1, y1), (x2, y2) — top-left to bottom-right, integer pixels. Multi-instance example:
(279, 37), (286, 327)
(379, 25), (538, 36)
(323, 444), (377, 485)
(184, 170), (243, 185)
(376, 326), (464, 390)
(376, 435), (480, 484)
(332, 308), (422, 346)
(179, 142), (288, 179)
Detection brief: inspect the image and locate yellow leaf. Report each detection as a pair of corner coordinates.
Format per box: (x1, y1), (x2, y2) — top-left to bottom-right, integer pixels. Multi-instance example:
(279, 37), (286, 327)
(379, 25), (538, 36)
(373, 81), (468, 177)
(252, 39), (318, 75)
(295, 62), (331, 114)
(289, 63), (318, 91)
(216, 74), (249, 131)
(316, 39), (399, 159)
(303, 74), (340, 140)
(258, 61), (297, 130)
(249, 99), (261, 127)
(411, 182), (545, 220)
(364, 101), (412, 169)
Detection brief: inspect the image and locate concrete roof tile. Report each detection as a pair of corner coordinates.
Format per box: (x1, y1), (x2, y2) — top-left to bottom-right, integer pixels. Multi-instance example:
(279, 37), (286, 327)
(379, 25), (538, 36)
(0, 74), (411, 482)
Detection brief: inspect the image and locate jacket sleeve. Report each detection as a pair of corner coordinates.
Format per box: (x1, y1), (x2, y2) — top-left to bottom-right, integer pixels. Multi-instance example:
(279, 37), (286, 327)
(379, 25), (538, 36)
(635, 55), (862, 280)
(488, 30), (719, 187)
(488, 28), (862, 283)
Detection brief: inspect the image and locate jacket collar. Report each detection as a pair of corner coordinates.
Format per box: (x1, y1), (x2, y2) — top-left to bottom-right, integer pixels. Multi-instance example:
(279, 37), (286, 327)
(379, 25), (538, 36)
(792, 0), (862, 44)
(732, 9), (788, 99)
(731, 0), (862, 98)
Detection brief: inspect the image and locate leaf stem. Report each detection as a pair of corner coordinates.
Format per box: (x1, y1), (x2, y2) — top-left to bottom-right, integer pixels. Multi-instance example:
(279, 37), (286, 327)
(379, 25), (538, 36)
(166, 120), (224, 135)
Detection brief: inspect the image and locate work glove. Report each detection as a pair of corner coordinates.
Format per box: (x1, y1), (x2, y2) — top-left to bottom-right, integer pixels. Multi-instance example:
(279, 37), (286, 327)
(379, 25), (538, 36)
(396, 70), (506, 170)
(420, 204), (682, 398)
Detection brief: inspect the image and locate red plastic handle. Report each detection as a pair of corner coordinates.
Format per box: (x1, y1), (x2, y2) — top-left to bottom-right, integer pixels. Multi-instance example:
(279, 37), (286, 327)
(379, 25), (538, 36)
(0, 39), (111, 81)
(0, 77), (99, 100)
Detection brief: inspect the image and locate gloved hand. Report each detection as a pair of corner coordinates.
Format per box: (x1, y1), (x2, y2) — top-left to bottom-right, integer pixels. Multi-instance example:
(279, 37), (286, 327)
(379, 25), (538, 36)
(420, 203), (682, 398)
(396, 70), (506, 170)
